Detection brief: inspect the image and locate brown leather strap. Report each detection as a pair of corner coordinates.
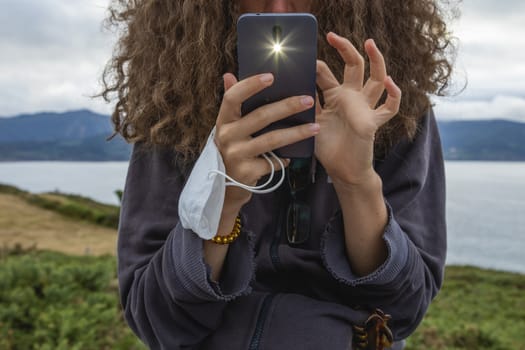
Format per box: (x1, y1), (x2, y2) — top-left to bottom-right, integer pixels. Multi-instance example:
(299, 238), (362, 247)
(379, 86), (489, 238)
(352, 309), (394, 350)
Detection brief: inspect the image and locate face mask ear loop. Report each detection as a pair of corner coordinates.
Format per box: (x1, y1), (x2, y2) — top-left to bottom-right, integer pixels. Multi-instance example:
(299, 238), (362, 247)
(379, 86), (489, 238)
(208, 151), (286, 194)
(240, 152), (286, 194)
(209, 152), (276, 190)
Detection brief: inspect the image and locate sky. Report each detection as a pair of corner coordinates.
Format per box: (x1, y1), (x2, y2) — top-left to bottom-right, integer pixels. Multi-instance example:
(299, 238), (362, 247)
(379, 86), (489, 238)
(0, 0), (524, 122)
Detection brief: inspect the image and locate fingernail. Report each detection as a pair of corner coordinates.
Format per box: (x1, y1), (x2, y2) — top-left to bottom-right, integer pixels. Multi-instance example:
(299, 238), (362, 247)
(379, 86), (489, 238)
(260, 73), (273, 83)
(310, 123), (321, 133)
(301, 96), (314, 106)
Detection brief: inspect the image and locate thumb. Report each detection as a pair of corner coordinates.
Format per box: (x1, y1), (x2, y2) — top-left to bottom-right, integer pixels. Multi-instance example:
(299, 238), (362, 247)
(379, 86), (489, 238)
(223, 73), (238, 92)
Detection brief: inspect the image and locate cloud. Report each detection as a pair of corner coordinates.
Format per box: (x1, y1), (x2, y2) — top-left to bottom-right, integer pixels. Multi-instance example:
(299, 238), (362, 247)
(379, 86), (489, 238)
(0, 0), (524, 120)
(0, 0), (111, 51)
(434, 95), (525, 123)
(450, 0), (525, 99)
(459, 0), (525, 17)
(0, 0), (114, 117)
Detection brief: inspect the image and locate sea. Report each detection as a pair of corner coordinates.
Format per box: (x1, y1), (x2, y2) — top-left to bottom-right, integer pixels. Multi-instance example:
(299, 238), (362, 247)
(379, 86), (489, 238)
(0, 161), (524, 274)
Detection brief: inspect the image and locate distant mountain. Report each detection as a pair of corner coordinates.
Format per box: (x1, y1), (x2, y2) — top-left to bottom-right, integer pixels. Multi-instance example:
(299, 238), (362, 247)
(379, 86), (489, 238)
(1, 110), (524, 161)
(437, 120), (525, 161)
(0, 110), (131, 161)
(0, 110), (113, 142)
(0, 134), (131, 161)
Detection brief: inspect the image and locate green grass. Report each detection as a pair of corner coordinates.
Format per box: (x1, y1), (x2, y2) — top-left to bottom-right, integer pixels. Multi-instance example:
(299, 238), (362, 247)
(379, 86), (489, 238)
(1, 184), (523, 349)
(0, 249), (145, 350)
(0, 183), (120, 229)
(1, 249), (523, 349)
(406, 266), (525, 350)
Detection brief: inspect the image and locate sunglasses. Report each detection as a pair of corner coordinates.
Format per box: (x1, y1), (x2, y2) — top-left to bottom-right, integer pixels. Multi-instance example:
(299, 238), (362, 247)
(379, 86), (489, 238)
(286, 158), (312, 245)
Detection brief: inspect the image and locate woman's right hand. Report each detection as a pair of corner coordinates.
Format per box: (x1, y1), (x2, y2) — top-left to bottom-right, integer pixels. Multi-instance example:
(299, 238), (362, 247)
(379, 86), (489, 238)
(215, 72), (318, 210)
(205, 72), (316, 279)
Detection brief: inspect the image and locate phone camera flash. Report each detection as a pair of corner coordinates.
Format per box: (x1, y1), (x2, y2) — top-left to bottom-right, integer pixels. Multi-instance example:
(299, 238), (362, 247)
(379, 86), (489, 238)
(273, 43), (282, 53)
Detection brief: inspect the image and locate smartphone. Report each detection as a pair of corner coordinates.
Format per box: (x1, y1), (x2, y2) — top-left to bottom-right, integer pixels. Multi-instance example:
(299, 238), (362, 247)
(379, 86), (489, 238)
(237, 13), (318, 158)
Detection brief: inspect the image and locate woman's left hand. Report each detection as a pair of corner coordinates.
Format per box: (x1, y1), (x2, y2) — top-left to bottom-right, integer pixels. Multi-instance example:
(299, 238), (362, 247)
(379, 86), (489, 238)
(315, 32), (402, 186)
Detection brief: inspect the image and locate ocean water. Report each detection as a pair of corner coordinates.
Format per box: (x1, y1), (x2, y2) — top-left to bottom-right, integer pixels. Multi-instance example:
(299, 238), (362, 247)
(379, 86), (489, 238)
(0, 161), (128, 206)
(444, 162), (525, 274)
(0, 161), (524, 273)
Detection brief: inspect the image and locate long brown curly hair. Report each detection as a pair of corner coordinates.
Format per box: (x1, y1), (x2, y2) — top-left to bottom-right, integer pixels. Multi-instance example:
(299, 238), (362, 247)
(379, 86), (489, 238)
(101, 0), (458, 166)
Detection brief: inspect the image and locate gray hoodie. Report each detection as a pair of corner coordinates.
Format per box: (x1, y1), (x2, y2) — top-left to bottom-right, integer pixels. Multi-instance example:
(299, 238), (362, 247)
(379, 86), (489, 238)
(117, 108), (446, 349)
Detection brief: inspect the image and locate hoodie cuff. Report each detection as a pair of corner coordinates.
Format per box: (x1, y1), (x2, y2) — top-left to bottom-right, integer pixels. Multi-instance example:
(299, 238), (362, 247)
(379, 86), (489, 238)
(321, 200), (409, 286)
(167, 212), (255, 302)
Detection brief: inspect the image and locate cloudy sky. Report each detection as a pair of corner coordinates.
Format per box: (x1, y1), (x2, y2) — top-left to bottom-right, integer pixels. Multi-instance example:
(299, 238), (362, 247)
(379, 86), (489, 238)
(1, 0), (524, 122)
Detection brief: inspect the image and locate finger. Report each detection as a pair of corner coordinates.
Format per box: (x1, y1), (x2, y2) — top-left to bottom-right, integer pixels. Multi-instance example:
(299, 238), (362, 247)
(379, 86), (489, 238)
(223, 73), (238, 92)
(230, 156), (290, 187)
(316, 60), (339, 91)
(217, 73), (274, 126)
(246, 123), (320, 157)
(315, 92), (322, 116)
(235, 95), (315, 136)
(364, 39), (387, 84)
(375, 76), (402, 125)
(256, 156), (290, 178)
(326, 32), (364, 90)
(363, 39), (387, 108)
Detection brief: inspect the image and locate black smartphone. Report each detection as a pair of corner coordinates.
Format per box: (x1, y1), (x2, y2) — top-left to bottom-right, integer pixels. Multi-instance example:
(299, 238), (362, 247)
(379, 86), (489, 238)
(237, 13), (318, 158)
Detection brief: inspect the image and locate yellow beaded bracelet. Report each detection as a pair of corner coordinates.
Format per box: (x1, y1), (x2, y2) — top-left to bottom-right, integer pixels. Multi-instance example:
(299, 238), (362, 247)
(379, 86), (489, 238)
(210, 216), (242, 245)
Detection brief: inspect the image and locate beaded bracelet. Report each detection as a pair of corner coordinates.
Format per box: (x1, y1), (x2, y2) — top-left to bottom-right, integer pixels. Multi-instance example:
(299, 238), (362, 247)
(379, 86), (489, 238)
(210, 216), (242, 245)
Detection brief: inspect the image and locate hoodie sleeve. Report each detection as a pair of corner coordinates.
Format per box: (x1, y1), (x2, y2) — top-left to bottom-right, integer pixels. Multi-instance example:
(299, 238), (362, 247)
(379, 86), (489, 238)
(320, 108), (447, 340)
(117, 142), (255, 349)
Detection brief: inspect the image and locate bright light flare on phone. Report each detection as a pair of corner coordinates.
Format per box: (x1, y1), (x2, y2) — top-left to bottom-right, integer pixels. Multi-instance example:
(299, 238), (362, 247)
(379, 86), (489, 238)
(262, 29), (301, 62)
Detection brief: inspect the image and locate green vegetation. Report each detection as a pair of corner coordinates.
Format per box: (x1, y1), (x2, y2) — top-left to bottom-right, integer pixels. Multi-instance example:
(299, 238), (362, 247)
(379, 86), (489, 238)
(1, 184), (523, 349)
(0, 249), (145, 350)
(0, 184), (120, 229)
(406, 266), (525, 350)
(0, 248), (523, 349)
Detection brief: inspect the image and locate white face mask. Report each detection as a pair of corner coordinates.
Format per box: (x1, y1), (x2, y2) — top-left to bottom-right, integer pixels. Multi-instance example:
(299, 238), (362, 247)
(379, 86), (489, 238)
(178, 127), (285, 240)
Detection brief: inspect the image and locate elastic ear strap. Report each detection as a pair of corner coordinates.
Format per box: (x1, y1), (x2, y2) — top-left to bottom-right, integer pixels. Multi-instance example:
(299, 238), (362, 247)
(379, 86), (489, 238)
(208, 151), (286, 194)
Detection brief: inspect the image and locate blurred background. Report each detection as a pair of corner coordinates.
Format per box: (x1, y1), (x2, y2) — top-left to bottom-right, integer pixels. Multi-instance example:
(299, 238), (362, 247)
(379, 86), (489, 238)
(0, 0), (524, 349)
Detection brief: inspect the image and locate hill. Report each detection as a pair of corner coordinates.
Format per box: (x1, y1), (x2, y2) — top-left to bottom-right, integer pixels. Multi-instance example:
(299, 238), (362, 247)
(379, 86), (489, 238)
(438, 119), (525, 161)
(0, 110), (112, 142)
(0, 110), (131, 161)
(0, 184), (118, 255)
(0, 185), (523, 349)
(1, 110), (525, 161)
(0, 133), (131, 161)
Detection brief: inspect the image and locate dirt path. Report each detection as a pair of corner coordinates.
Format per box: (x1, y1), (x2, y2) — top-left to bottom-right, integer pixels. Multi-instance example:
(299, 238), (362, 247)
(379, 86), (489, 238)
(0, 193), (117, 256)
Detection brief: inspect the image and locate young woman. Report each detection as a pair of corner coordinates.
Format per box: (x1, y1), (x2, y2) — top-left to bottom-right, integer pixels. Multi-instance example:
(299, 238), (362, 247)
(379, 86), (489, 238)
(102, 0), (456, 349)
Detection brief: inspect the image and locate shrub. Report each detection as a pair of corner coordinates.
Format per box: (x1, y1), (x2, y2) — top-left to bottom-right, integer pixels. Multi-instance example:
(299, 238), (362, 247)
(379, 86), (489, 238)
(0, 251), (145, 350)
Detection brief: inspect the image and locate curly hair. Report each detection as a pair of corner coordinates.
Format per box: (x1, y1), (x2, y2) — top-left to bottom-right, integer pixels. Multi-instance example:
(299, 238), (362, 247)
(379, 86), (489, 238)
(101, 0), (458, 166)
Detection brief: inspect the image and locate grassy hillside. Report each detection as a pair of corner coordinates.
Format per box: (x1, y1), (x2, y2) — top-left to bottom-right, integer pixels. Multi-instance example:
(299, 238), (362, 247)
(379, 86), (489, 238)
(0, 184), (118, 255)
(0, 250), (145, 350)
(0, 185), (523, 349)
(1, 249), (522, 350)
(0, 184), (120, 229)
(405, 267), (525, 350)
